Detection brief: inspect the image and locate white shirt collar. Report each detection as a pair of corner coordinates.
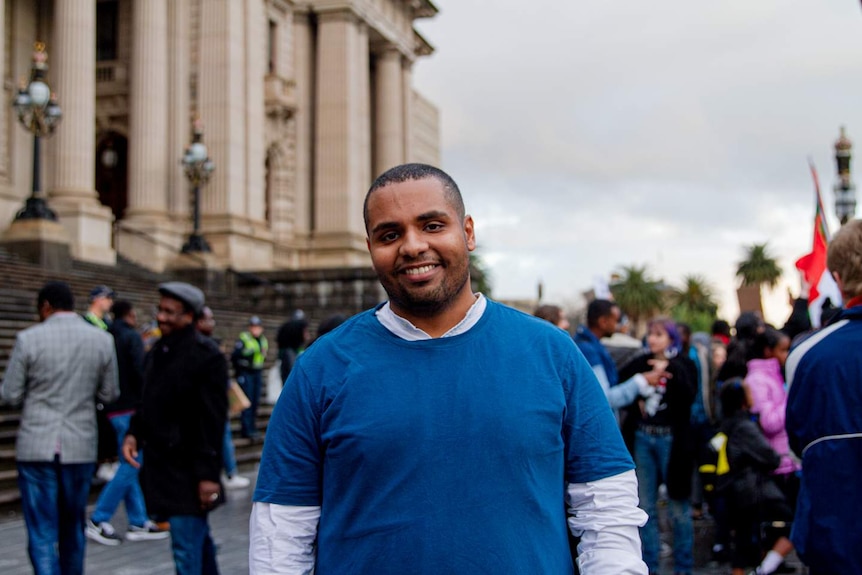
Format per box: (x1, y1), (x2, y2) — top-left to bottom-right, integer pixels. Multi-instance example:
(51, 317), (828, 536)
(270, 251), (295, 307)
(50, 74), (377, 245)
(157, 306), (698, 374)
(375, 294), (487, 341)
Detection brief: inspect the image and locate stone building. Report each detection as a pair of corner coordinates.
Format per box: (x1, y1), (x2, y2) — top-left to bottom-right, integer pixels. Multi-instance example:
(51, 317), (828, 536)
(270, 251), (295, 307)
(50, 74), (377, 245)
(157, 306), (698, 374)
(0, 0), (440, 273)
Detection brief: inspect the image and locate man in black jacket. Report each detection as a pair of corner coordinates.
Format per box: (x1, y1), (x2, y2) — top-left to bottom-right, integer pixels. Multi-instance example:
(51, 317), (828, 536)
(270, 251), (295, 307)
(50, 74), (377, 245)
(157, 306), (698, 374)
(87, 301), (168, 545)
(124, 282), (228, 574)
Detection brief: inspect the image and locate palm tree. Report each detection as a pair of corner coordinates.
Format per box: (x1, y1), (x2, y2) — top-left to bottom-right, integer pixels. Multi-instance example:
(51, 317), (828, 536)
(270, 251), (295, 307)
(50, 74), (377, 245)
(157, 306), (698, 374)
(736, 243), (782, 289)
(610, 265), (664, 336)
(736, 243), (782, 314)
(671, 275), (719, 332)
(672, 275), (718, 315)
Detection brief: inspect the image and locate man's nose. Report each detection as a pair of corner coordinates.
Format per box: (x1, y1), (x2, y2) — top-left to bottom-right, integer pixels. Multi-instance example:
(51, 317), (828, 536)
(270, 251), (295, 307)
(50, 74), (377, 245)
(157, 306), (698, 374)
(399, 228), (428, 257)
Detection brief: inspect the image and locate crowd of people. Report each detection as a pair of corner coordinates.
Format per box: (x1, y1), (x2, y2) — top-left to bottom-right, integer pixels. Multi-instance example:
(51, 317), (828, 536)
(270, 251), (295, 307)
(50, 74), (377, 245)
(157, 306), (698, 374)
(532, 219), (862, 575)
(0, 277), (340, 574)
(1, 162), (861, 575)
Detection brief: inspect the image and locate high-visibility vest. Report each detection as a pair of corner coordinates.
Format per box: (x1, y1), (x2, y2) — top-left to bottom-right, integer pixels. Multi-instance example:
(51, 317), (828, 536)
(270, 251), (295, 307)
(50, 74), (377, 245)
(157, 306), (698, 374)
(239, 332), (268, 369)
(84, 312), (108, 330)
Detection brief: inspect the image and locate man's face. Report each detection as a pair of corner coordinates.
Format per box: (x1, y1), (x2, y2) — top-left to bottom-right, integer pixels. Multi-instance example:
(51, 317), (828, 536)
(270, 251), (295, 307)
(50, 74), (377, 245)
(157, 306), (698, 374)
(197, 308), (215, 337)
(597, 306), (621, 338)
(249, 325), (264, 338)
(156, 296), (193, 337)
(365, 177), (476, 321)
(94, 296), (113, 316)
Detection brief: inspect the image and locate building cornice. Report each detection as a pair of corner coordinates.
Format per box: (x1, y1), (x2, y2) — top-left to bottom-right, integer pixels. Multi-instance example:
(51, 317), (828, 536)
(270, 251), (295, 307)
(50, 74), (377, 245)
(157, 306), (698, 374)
(411, 0), (439, 19)
(309, 0), (436, 59)
(413, 28), (434, 57)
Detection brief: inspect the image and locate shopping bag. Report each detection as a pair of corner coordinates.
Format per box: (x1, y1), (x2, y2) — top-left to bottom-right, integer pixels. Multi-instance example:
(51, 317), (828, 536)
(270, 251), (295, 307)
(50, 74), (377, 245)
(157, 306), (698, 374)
(228, 381), (251, 415)
(265, 361), (283, 405)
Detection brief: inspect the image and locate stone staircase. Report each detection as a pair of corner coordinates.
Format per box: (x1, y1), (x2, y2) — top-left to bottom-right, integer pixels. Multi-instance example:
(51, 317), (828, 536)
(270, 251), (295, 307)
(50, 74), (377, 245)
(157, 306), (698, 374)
(0, 248), (291, 517)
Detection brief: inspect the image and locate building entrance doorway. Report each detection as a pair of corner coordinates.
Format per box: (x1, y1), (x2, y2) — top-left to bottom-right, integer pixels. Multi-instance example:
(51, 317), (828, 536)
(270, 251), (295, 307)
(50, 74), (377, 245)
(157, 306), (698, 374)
(95, 132), (128, 221)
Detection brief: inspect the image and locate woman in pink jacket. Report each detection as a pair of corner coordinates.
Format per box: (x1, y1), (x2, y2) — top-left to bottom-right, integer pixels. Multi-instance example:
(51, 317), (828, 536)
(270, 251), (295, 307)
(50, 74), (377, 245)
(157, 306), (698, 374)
(744, 327), (800, 508)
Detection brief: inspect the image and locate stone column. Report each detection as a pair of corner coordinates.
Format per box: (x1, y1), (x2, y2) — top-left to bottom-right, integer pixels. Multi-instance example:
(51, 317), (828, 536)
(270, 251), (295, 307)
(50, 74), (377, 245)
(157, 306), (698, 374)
(313, 9), (370, 266)
(116, 0), (176, 270)
(292, 10), (313, 244)
(126, 0), (169, 218)
(0, 0), (7, 185)
(199, 0), (246, 218)
(402, 57), (414, 163)
(356, 22), (371, 190)
(49, 0), (96, 202)
(194, 0), (272, 270)
(374, 46), (404, 176)
(167, 0), (190, 217)
(245, 0), (266, 222)
(48, 0), (115, 264)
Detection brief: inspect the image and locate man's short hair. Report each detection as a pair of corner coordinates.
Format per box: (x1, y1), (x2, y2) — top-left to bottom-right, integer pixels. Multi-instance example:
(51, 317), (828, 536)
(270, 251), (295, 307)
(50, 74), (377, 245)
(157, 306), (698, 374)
(363, 163), (465, 230)
(37, 281), (75, 311)
(111, 300), (134, 321)
(534, 305), (562, 325)
(828, 219), (862, 298)
(711, 319), (731, 338)
(586, 299), (618, 328)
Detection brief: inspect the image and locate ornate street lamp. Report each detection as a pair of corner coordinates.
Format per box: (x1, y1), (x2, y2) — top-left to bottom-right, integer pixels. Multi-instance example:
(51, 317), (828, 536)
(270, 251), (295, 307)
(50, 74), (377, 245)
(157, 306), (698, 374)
(180, 119), (215, 253)
(12, 42), (62, 221)
(834, 126), (856, 226)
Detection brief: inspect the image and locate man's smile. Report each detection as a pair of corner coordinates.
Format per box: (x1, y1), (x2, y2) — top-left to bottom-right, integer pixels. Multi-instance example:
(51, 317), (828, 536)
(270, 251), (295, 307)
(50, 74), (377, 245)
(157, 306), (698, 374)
(403, 263), (439, 277)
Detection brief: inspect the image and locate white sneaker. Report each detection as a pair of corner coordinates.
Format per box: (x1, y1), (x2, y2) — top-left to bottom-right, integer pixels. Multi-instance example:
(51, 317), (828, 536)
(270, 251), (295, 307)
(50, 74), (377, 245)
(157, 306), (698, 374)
(86, 519), (122, 546)
(223, 474), (251, 489)
(126, 520), (170, 541)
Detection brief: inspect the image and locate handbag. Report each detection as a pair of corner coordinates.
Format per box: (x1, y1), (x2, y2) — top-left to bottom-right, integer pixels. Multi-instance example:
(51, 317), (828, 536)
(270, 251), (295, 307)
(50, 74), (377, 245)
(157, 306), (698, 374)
(228, 380), (251, 415)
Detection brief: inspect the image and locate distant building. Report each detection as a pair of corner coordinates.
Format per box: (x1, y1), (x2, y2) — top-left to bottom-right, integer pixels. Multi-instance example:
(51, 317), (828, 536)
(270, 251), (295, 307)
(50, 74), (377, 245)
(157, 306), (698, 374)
(0, 0), (440, 272)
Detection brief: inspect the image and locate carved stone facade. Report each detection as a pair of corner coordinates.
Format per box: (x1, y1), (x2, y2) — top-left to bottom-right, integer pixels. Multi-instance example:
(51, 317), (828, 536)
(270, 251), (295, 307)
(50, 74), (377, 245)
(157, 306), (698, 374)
(0, 0), (440, 272)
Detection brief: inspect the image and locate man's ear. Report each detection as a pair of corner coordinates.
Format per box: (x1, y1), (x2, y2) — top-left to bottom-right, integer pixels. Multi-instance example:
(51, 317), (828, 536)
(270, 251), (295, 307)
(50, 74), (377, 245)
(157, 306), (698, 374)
(463, 215), (476, 252)
(832, 270), (845, 296)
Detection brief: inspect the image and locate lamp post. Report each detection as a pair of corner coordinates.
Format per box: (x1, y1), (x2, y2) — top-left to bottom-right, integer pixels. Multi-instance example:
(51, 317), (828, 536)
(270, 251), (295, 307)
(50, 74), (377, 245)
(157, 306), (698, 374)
(12, 42), (62, 221)
(834, 126), (856, 226)
(180, 119), (215, 253)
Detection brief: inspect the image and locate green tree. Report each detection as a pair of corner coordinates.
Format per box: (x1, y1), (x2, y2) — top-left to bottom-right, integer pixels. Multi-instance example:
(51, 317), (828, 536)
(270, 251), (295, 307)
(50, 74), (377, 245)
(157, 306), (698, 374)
(469, 252), (493, 297)
(670, 275), (719, 333)
(610, 265), (664, 336)
(736, 243), (782, 289)
(672, 275), (718, 315)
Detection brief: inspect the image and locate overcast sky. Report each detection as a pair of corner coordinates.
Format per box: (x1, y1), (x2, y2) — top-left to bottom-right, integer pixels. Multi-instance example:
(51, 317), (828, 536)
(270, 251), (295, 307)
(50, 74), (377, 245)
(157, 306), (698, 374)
(412, 0), (862, 324)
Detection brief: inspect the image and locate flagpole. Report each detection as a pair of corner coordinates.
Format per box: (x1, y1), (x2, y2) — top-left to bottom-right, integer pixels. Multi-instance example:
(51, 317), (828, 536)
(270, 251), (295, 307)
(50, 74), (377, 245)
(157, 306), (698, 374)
(808, 158), (831, 241)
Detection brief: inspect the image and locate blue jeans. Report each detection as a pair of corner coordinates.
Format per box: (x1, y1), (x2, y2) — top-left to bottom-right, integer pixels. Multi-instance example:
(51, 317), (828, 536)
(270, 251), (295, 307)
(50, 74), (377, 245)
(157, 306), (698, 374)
(635, 429), (694, 574)
(168, 515), (219, 575)
(17, 457), (95, 575)
(237, 371), (262, 438)
(222, 421), (237, 476)
(91, 413), (148, 526)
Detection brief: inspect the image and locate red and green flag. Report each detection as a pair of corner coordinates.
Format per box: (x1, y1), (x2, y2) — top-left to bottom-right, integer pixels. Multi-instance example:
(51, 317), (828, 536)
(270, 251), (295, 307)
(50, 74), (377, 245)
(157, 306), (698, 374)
(795, 162), (842, 327)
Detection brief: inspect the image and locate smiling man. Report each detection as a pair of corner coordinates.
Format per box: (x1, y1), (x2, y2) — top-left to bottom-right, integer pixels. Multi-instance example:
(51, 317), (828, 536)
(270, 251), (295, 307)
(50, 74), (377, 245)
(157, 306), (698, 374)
(251, 163), (648, 574)
(124, 282), (228, 575)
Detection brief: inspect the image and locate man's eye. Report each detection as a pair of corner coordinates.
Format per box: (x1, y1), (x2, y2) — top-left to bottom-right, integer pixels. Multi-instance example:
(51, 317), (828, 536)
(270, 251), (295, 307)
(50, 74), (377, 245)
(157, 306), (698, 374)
(379, 232), (398, 242)
(425, 223), (444, 231)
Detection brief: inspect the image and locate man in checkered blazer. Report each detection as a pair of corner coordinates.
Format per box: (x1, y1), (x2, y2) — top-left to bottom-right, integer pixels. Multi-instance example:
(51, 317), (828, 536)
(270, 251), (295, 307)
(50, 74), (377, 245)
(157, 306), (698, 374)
(1, 281), (118, 575)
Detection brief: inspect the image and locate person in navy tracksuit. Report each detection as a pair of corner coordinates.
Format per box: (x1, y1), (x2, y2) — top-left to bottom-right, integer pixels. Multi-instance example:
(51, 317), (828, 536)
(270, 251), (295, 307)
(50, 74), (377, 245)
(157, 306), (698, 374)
(786, 219), (862, 575)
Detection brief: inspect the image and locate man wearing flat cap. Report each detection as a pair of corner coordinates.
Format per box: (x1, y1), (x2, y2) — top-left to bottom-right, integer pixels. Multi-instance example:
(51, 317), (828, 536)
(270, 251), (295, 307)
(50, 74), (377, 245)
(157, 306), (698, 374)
(123, 282), (228, 574)
(231, 316), (268, 440)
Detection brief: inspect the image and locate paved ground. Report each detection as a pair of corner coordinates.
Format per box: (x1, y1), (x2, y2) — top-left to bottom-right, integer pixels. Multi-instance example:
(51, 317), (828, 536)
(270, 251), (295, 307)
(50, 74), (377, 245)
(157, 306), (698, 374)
(0, 467), (809, 574)
(0, 468), (257, 575)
